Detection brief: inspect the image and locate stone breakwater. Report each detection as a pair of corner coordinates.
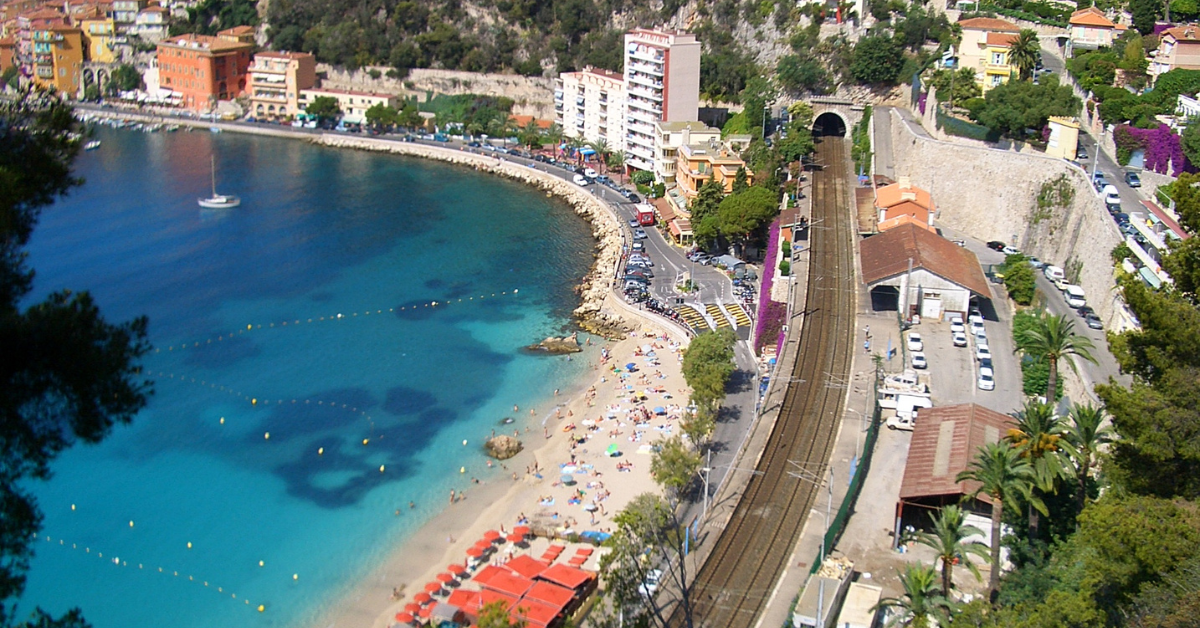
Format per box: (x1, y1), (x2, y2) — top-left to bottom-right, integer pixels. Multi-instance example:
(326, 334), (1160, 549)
(315, 135), (629, 337)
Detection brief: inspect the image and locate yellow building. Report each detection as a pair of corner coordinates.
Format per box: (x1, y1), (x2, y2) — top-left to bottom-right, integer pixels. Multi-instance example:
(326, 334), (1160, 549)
(32, 25), (83, 95)
(957, 17), (1019, 93)
(675, 139), (753, 203)
(1045, 116), (1080, 160)
(78, 8), (116, 63)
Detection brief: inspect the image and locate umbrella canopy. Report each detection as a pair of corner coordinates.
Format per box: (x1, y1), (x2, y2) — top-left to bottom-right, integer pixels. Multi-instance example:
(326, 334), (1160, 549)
(418, 605), (435, 619)
(466, 546), (484, 558)
(395, 611), (414, 624)
(626, 363), (637, 371)
(447, 563), (467, 574)
(506, 532), (525, 543)
(424, 581), (443, 593)
(513, 525), (530, 536)
(473, 539), (493, 551)
(414, 592), (432, 604)
(606, 443), (620, 456)
(653, 406), (666, 415)
(404, 603), (422, 613)
(483, 530), (501, 541)
(560, 474), (576, 485)
(436, 572), (455, 583)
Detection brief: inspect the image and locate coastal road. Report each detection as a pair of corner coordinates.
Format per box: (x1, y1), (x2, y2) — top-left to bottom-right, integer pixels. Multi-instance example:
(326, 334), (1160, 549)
(667, 135), (855, 628)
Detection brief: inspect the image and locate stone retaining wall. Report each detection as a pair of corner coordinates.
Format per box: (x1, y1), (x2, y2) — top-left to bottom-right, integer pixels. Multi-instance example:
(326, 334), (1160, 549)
(316, 66), (556, 119)
(887, 108), (1125, 325)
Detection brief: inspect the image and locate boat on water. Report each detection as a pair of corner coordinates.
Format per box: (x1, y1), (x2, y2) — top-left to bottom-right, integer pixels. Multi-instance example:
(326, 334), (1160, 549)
(209, 127), (222, 133)
(197, 155), (240, 209)
(83, 140), (100, 151)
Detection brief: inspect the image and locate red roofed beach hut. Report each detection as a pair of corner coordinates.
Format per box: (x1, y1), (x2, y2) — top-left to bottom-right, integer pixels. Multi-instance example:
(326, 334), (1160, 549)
(536, 563), (595, 591)
(482, 570), (535, 599)
(504, 554), (549, 579)
(510, 597), (561, 628)
(523, 580), (576, 610)
(472, 564), (508, 586)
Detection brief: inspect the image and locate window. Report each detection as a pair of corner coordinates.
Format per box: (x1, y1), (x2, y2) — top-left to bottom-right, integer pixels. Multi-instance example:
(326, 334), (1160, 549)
(992, 52), (1004, 65)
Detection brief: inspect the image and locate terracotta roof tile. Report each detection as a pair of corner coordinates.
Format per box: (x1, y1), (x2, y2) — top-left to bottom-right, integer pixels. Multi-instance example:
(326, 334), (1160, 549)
(1162, 25), (1200, 42)
(958, 16), (1020, 32)
(859, 223), (991, 296)
(1069, 7), (1116, 27)
(875, 181), (934, 212)
(536, 563), (594, 590)
(898, 403), (1015, 503)
(986, 32), (1019, 47)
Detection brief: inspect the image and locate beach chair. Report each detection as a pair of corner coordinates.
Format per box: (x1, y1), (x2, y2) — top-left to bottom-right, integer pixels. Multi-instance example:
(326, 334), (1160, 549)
(568, 555), (587, 567)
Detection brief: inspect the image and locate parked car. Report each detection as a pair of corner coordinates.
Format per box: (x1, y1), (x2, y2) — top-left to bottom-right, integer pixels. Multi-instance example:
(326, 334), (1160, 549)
(976, 344), (992, 362)
(1085, 312), (1103, 330)
(1076, 146), (1089, 160)
(628, 218), (640, 228)
(632, 242), (644, 252)
(986, 241), (1006, 252)
(906, 333), (924, 352)
(627, 194), (642, 203)
(978, 367), (996, 391)
(949, 316), (965, 334)
(1077, 305), (1095, 318)
(1001, 245), (1021, 256)
(969, 319), (985, 336)
(1027, 256), (1046, 269)
(596, 174), (610, 184)
(1103, 185), (1121, 206)
(1124, 171), (1142, 187)
(968, 307), (983, 325)
(633, 229), (648, 240)
(573, 174), (590, 186)
(886, 414), (916, 431)
(911, 351), (928, 369)
(952, 331), (968, 347)
(583, 168), (598, 178)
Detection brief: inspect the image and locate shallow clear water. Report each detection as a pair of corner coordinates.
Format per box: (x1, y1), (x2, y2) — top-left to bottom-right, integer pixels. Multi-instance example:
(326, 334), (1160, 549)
(17, 127), (597, 627)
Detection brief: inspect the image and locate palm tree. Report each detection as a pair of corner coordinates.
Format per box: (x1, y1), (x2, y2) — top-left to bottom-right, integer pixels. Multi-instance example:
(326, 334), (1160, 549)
(466, 121), (484, 140)
(588, 138), (611, 174)
(1009, 29), (1042, 81)
(1016, 311), (1096, 402)
(608, 150), (626, 183)
(544, 123), (563, 158)
(876, 563), (955, 628)
(1006, 399), (1069, 538)
(1058, 403), (1115, 514)
(955, 441), (1043, 599)
(909, 505), (990, 598)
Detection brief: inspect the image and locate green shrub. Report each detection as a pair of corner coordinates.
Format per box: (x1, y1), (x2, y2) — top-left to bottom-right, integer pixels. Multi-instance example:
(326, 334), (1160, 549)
(1002, 254), (1037, 305)
(779, 259), (791, 276)
(781, 240), (792, 257)
(632, 170), (655, 186)
(1021, 356), (1063, 399)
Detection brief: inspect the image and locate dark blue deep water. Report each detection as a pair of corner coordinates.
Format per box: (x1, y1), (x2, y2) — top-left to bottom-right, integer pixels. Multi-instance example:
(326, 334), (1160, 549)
(17, 126), (597, 627)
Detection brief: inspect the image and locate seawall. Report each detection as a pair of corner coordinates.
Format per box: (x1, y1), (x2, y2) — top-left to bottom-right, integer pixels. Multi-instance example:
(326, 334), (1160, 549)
(885, 108), (1124, 325)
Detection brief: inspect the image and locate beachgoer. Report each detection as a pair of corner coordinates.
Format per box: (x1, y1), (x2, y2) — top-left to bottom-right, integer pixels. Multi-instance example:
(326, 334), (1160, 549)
(530, 409), (535, 416)
(409, 501), (415, 509)
(449, 490), (456, 504)
(554, 389), (559, 396)
(513, 404), (519, 412)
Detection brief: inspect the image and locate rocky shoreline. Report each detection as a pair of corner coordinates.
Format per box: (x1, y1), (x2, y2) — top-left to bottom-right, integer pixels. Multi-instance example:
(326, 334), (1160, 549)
(315, 134), (631, 338)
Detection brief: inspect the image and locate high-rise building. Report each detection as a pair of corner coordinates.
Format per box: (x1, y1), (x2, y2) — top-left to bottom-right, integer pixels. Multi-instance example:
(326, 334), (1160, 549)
(554, 28), (701, 172)
(621, 28), (701, 171)
(555, 67), (625, 153)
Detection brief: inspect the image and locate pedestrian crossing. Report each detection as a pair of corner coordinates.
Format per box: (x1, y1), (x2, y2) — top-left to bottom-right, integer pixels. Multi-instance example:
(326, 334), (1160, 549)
(676, 304), (711, 332)
(725, 303), (752, 328)
(705, 304), (732, 329)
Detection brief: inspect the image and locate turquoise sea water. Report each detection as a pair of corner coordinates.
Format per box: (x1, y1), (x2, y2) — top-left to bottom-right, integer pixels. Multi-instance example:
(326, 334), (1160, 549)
(17, 127), (598, 627)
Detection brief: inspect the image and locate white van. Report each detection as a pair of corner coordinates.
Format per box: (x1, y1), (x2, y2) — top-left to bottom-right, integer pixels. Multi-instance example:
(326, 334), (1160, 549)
(1044, 265), (1065, 282)
(1064, 284), (1087, 309)
(573, 174), (590, 186)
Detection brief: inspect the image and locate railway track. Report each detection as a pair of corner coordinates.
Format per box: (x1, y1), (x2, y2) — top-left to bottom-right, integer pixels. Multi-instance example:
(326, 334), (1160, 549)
(667, 136), (856, 628)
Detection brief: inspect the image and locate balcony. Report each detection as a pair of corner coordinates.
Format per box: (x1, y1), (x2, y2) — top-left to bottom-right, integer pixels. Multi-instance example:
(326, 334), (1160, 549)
(250, 62), (286, 74)
(628, 47), (664, 64)
(627, 108), (658, 126)
(251, 73), (286, 84)
(627, 83), (663, 101)
(32, 32), (64, 43)
(627, 73), (662, 89)
(628, 61), (663, 77)
(626, 98), (663, 115)
(252, 90), (286, 102)
(575, 97), (585, 106)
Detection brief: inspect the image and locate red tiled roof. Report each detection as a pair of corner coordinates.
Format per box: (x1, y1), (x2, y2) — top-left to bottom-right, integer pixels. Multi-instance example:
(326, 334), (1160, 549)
(986, 32), (1018, 47)
(503, 555), (550, 579)
(958, 16), (1019, 32)
(1069, 7), (1116, 28)
(859, 223), (991, 296)
(875, 181), (934, 212)
(510, 114), (555, 129)
(522, 580), (576, 609)
(898, 403), (1016, 504)
(1162, 25), (1200, 42)
(1141, 199), (1190, 239)
(652, 197), (677, 222)
(482, 571), (535, 598)
(510, 597), (560, 628)
(218, 25), (254, 35)
(536, 563), (595, 590)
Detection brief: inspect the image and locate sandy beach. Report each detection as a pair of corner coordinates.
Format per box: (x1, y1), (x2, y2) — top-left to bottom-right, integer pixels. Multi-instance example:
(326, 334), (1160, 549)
(304, 311), (691, 628)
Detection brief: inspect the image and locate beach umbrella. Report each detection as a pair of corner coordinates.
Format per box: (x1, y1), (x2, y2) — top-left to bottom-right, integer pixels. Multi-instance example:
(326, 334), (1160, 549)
(482, 530), (501, 541)
(404, 603), (422, 614)
(414, 592), (432, 604)
(418, 603), (437, 619)
(395, 611), (415, 624)
(465, 546), (484, 558)
(626, 363), (637, 371)
(513, 525), (530, 536)
(606, 443), (620, 457)
(506, 532), (525, 543)
(654, 406), (666, 415)
(436, 572), (455, 583)
(424, 581), (443, 594)
(560, 474), (576, 485)
(473, 540), (493, 552)
(447, 563), (467, 575)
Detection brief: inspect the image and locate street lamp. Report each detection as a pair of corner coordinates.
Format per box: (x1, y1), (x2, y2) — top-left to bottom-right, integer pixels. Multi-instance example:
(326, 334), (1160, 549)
(788, 462), (834, 628)
(699, 449), (763, 521)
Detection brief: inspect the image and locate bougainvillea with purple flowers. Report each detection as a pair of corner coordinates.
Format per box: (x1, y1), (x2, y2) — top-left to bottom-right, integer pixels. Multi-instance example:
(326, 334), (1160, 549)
(1113, 124), (1196, 176)
(754, 220), (781, 355)
(918, 92), (928, 115)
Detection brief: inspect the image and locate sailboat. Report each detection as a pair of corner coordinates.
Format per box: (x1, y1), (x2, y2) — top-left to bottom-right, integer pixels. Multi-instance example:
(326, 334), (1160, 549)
(198, 155), (240, 209)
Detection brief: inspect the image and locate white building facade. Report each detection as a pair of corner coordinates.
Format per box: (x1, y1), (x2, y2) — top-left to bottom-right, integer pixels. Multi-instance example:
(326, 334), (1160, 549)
(554, 28), (701, 172)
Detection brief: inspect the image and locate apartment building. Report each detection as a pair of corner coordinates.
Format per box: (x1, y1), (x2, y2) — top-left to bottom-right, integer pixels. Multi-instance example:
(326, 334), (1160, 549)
(111, 0), (144, 33)
(132, 5), (168, 41)
(31, 24), (83, 94)
(156, 32), (253, 110)
(623, 29), (701, 171)
(674, 138), (753, 201)
(554, 28), (701, 172)
(1150, 26), (1200, 83)
(78, 6), (116, 63)
(298, 87), (399, 124)
(248, 50), (316, 119)
(957, 17), (1020, 92)
(16, 8), (66, 79)
(555, 66), (625, 151)
(653, 120), (720, 185)
(0, 37), (14, 73)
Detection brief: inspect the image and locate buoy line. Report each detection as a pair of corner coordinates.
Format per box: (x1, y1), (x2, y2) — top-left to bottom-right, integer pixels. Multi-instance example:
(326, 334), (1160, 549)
(42, 534), (281, 613)
(150, 288), (521, 354)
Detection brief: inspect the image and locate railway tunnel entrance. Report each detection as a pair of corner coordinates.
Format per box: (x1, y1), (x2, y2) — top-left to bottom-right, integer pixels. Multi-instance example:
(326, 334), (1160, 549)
(812, 112), (848, 137)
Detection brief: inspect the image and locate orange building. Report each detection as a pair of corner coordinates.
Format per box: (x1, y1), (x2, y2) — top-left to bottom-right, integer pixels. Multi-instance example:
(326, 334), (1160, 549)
(157, 32), (253, 111)
(674, 139), (753, 201)
(32, 25), (83, 95)
(875, 177), (936, 232)
(0, 38), (14, 73)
